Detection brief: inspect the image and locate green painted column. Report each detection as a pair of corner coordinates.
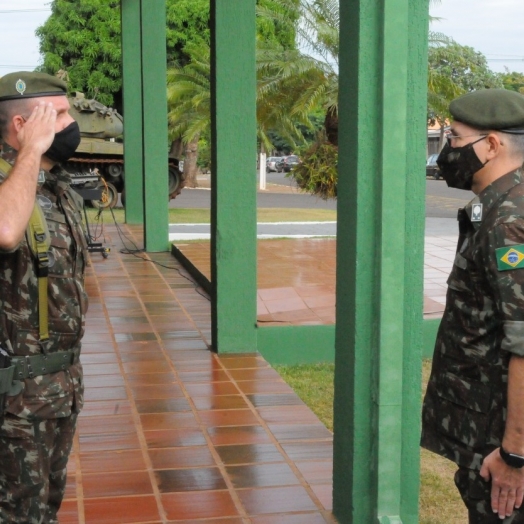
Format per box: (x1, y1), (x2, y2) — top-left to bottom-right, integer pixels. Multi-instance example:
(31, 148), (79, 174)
(121, 0), (144, 224)
(210, 0), (258, 353)
(141, 0), (169, 251)
(333, 0), (428, 522)
(400, 0), (430, 521)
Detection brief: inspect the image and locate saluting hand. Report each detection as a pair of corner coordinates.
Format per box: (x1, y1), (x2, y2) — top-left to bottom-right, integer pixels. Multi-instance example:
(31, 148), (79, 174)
(16, 102), (57, 157)
(480, 448), (524, 519)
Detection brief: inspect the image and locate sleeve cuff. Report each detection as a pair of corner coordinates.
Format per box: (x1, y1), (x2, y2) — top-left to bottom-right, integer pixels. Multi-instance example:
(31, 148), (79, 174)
(502, 321), (524, 355)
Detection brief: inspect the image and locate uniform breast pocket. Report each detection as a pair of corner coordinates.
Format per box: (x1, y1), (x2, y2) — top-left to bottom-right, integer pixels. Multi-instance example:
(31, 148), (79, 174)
(447, 253), (484, 309)
(435, 371), (491, 450)
(46, 217), (74, 278)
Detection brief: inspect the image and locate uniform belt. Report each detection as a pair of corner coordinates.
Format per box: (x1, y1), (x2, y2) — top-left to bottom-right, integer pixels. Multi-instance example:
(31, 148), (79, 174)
(11, 349), (80, 380)
(0, 366), (14, 395)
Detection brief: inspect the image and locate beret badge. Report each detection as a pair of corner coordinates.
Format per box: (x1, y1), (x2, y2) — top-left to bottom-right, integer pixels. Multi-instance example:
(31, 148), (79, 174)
(15, 79), (26, 96)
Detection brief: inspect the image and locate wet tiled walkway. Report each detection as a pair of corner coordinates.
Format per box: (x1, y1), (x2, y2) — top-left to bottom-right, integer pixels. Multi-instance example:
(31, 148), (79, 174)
(60, 224), (336, 524)
(174, 231), (457, 325)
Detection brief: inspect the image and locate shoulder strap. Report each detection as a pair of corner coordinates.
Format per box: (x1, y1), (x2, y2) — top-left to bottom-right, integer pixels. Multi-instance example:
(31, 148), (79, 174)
(0, 157), (50, 342)
(26, 204), (50, 342)
(0, 157), (11, 177)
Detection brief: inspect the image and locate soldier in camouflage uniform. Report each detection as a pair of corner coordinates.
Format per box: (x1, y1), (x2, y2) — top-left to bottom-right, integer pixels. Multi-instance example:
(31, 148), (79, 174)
(422, 89), (524, 523)
(0, 72), (88, 523)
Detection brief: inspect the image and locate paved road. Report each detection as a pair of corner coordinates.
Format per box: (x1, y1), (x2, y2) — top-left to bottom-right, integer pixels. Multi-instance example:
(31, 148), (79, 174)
(425, 179), (472, 218)
(172, 174), (473, 219)
(169, 216), (459, 241)
(169, 221), (338, 241)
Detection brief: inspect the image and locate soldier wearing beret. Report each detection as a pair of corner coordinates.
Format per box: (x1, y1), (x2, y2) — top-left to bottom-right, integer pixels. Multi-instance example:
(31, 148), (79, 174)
(0, 72), (87, 522)
(422, 88), (524, 522)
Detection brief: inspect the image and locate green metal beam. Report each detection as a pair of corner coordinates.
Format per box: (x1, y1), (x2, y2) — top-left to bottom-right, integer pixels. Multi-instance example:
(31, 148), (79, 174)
(210, 0), (258, 353)
(171, 242), (441, 362)
(333, 0), (428, 522)
(141, 0), (169, 251)
(121, 0), (144, 224)
(257, 325), (335, 365)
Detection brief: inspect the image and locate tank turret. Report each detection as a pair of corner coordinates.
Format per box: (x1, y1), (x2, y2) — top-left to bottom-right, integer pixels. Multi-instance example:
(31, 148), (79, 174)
(70, 92), (124, 138)
(66, 93), (185, 208)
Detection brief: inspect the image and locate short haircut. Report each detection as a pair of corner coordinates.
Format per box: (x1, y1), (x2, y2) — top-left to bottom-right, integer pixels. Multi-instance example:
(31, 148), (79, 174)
(498, 131), (524, 162)
(0, 98), (32, 139)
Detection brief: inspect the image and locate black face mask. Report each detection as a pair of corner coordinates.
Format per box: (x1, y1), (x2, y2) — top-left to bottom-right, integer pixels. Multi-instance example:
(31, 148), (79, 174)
(436, 136), (488, 190)
(45, 121), (81, 163)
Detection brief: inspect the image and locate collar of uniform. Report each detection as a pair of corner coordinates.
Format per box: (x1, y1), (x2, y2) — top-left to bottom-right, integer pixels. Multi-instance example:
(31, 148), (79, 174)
(465, 168), (523, 230)
(41, 166), (72, 199)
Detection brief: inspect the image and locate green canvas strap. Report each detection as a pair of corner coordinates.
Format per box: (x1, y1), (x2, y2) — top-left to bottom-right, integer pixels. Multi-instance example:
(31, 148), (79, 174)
(0, 348), (79, 394)
(11, 349), (79, 380)
(0, 157), (50, 341)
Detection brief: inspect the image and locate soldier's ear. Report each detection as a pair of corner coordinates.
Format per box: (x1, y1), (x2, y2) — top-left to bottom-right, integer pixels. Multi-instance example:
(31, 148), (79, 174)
(11, 115), (25, 133)
(485, 133), (502, 160)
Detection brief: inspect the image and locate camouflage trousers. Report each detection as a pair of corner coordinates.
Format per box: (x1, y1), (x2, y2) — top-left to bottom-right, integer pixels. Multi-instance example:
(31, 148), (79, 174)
(0, 413), (77, 524)
(455, 467), (524, 523)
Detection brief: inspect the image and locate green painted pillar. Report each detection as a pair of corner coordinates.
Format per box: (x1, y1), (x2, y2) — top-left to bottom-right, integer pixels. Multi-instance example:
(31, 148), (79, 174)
(400, 0), (430, 520)
(210, 0), (258, 353)
(121, 0), (144, 224)
(141, 0), (169, 251)
(333, 0), (428, 522)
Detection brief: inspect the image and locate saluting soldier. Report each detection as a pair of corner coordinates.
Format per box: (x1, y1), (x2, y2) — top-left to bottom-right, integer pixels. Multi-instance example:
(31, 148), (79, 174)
(422, 89), (524, 523)
(0, 72), (87, 523)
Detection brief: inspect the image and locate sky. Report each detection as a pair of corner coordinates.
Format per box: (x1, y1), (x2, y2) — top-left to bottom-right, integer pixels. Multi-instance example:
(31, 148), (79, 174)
(0, 1), (51, 75)
(1, 0), (524, 76)
(430, 0), (524, 74)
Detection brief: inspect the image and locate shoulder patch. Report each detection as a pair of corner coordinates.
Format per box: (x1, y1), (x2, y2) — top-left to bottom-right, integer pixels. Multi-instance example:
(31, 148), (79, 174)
(496, 245), (524, 271)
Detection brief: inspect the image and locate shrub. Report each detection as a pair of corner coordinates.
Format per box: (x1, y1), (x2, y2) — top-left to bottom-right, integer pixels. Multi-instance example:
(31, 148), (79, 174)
(288, 140), (338, 200)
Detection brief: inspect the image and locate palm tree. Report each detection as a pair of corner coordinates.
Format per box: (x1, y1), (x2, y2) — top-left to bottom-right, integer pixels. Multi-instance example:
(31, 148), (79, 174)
(167, 0), (481, 195)
(256, 0), (338, 144)
(167, 43), (211, 187)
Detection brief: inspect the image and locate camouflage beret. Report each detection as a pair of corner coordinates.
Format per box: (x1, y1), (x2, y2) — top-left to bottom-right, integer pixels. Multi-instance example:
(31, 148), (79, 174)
(0, 72), (67, 103)
(450, 89), (524, 134)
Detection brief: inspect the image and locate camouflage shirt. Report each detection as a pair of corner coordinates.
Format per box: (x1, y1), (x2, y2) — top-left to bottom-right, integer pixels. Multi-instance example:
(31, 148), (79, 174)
(422, 168), (524, 470)
(0, 141), (88, 419)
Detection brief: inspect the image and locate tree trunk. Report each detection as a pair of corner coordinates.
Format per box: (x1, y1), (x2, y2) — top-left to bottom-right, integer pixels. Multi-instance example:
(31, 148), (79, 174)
(324, 105), (339, 146)
(169, 138), (184, 159)
(184, 135), (200, 188)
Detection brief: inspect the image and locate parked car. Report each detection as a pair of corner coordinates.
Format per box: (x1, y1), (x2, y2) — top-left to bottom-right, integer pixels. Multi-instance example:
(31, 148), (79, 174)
(275, 156), (287, 172)
(426, 153), (441, 180)
(266, 156), (281, 172)
(279, 155), (300, 172)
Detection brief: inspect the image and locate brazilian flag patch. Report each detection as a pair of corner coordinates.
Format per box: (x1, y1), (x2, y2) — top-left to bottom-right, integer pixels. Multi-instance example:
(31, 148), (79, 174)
(496, 245), (524, 271)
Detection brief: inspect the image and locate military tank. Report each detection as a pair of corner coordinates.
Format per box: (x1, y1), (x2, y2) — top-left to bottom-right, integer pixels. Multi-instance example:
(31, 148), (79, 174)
(65, 92), (185, 208)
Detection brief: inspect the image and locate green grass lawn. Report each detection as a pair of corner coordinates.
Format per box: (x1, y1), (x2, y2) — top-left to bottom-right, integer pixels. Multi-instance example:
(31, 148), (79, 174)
(85, 207), (336, 225)
(274, 360), (467, 524)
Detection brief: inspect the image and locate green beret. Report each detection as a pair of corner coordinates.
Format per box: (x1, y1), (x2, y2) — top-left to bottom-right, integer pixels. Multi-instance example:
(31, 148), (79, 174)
(450, 89), (524, 133)
(0, 72), (67, 103)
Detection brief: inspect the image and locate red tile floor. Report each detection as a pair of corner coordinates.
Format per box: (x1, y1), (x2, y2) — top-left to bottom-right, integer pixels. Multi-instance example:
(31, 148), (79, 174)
(60, 224), (336, 523)
(174, 238), (448, 325)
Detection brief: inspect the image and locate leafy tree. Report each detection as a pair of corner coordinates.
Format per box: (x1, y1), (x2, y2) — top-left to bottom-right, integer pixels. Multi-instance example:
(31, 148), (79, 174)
(167, 0), (303, 186)
(36, 0), (121, 106)
(36, 0), (210, 107)
(427, 40), (503, 147)
(167, 43), (210, 187)
(500, 69), (524, 94)
(256, 0), (338, 144)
